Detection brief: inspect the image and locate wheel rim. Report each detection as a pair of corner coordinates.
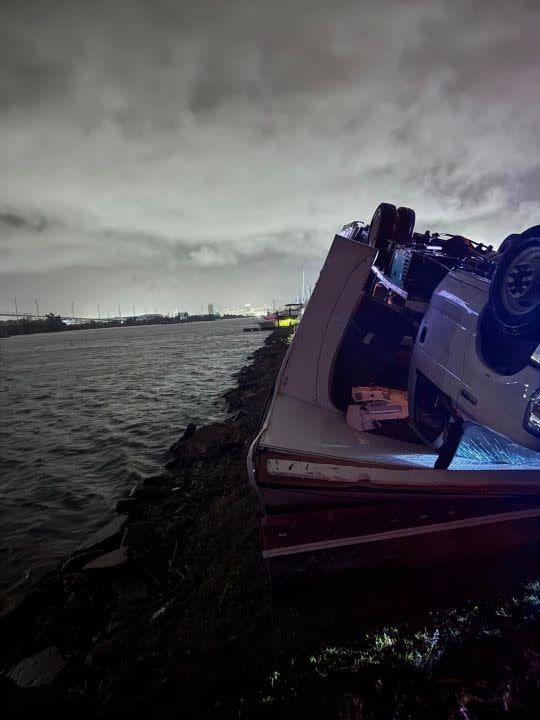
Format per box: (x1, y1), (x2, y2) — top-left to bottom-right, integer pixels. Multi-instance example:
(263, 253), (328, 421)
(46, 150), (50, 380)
(502, 245), (540, 317)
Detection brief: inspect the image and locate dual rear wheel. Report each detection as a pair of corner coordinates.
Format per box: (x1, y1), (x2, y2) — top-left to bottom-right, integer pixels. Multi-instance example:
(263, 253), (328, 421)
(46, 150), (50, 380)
(366, 203), (416, 251)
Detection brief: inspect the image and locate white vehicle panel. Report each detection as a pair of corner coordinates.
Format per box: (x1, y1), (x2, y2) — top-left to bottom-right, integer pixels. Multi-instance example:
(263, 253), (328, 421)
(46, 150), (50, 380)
(459, 331), (540, 451)
(411, 270), (540, 453)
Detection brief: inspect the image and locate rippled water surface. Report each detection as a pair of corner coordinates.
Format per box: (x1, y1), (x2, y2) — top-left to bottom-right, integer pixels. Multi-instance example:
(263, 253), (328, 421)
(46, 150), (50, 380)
(0, 319), (265, 598)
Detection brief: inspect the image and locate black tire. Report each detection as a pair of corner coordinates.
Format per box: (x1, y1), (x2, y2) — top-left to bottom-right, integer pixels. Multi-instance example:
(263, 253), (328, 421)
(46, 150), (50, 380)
(480, 307), (538, 374)
(498, 233), (520, 254)
(489, 232), (540, 337)
(499, 226), (540, 254)
(394, 206), (416, 244)
(519, 225), (540, 240)
(367, 203), (396, 251)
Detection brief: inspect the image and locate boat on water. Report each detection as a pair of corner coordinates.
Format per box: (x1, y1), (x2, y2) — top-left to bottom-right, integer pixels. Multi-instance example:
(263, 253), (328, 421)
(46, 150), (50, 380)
(257, 304), (304, 330)
(248, 203), (540, 579)
(257, 311), (278, 330)
(275, 303), (304, 328)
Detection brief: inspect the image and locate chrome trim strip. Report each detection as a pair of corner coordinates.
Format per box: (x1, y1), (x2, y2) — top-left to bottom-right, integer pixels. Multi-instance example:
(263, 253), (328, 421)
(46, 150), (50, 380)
(265, 457), (540, 487)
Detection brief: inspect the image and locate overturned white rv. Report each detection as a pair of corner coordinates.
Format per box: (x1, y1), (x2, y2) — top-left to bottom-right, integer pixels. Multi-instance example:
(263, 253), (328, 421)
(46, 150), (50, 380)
(248, 204), (540, 578)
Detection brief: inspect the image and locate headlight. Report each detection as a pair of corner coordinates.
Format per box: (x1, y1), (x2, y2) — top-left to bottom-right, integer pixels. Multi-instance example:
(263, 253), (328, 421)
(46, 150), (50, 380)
(531, 345), (540, 367)
(524, 388), (540, 437)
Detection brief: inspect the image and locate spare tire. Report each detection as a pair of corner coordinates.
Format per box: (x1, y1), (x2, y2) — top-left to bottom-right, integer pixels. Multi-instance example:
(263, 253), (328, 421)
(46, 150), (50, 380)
(489, 231), (540, 337)
(394, 206), (416, 244)
(367, 203), (396, 251)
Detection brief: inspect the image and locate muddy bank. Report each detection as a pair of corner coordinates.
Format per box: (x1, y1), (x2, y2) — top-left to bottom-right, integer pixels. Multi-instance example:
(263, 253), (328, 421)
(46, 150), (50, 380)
(1, 329), (539, 719)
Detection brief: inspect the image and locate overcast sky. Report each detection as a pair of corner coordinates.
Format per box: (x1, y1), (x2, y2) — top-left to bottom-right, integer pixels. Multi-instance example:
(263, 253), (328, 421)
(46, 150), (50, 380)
(1, 0), (540, 317)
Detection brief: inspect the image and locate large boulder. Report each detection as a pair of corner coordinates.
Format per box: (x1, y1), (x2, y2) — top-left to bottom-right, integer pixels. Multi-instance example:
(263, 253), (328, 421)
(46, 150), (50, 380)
(112, 576), (149, 610)
(168, 422), (197, 455)
(121, 521), (158, 551)
(9, 646), (66, 688)
(114, 498), (139, 515)
(129, 484), (169, 501)
(83, 547), (131, 571)
(62, 549), (103, 574)
(73, 515), (128, 555)
(173, 422), (239, 464)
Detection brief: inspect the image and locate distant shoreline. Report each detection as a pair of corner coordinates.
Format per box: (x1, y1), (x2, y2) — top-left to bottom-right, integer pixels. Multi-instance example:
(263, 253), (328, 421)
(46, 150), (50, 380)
(0, 313), (252, 338)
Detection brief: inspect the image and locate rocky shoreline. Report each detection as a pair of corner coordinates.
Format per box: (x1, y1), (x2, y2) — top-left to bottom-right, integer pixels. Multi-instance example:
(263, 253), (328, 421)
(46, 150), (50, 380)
(2, 328), (540, 719)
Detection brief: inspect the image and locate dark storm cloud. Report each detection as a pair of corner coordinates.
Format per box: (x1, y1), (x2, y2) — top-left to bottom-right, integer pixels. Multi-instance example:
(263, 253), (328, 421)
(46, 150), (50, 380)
(1, 0), (540, 315)
(0, 210), (46, 231)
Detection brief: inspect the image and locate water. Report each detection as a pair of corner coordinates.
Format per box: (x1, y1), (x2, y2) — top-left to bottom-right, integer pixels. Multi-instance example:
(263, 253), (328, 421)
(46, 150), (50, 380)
(0, 319), (265, 600)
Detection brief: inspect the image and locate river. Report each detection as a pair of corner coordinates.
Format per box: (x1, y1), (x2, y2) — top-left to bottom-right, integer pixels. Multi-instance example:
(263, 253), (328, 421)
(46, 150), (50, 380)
(0, 319), (265, 601)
